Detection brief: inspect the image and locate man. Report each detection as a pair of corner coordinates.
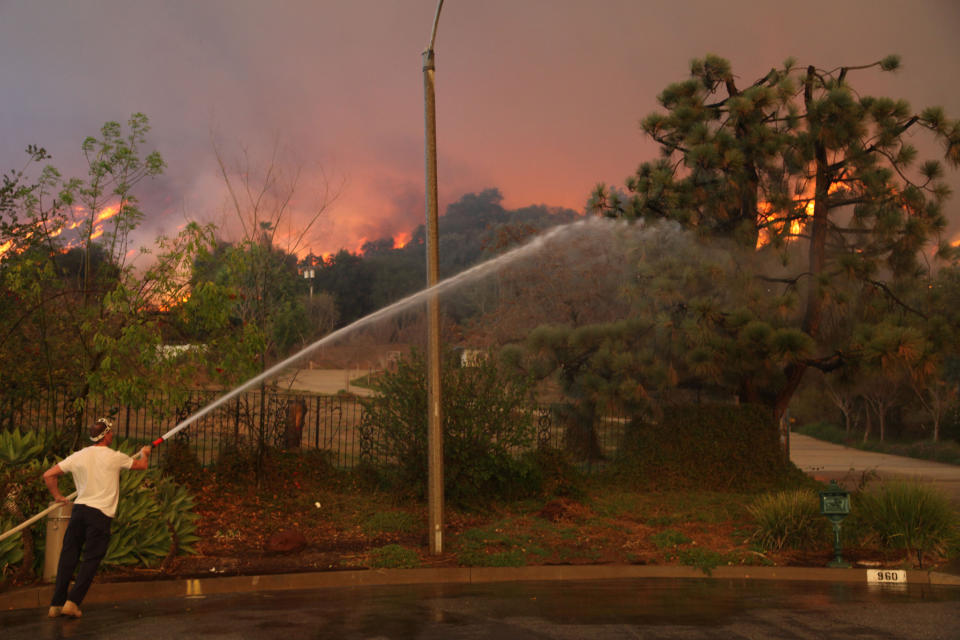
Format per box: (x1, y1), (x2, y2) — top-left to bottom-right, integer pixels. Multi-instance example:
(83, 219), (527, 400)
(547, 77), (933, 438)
(42, 417), (151, 618)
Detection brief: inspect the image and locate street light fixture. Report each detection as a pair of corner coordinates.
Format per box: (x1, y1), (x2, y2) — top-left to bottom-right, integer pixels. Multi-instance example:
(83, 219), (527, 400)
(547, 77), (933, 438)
(302, 267), (315, 299)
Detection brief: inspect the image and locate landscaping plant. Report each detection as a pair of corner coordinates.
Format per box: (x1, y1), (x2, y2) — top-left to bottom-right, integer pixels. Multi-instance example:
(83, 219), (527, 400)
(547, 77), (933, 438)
(747, 489), (830, 551)
(360, 349), (539, 508)
(856, 481), (959, 568)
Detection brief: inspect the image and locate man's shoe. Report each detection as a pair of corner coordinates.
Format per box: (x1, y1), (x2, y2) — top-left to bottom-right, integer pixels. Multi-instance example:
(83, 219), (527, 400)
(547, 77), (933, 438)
(61, 600), (82, 618)
(47, 606), (62, 618)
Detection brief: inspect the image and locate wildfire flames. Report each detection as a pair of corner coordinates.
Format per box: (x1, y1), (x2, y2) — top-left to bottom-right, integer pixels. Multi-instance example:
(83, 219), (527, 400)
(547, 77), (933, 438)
(755, 183), (849, 249)
(0, 204), (121, 259)
(393, 231), (411, 249)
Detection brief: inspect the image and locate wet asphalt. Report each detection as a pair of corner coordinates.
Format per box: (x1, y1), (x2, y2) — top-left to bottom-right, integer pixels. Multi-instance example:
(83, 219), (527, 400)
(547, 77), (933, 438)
(3, 434), (958, 638)
(2, 578), (959, 640)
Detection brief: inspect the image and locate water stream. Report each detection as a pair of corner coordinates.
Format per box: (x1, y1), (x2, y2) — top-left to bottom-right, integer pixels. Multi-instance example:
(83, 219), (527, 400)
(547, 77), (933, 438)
(156, 216), (622, 443)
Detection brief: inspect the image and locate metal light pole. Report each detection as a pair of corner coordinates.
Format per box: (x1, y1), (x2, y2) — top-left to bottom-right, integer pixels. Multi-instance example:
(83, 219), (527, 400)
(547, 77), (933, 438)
(422, 0), (445, 555)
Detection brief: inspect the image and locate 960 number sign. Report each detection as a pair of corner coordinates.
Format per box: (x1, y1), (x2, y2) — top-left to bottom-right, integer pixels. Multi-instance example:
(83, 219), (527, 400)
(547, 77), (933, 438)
(867, 569), (907, 584)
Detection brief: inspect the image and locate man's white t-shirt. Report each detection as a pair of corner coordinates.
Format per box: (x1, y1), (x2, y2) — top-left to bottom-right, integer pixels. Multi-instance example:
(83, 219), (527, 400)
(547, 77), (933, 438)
(58, 446), (134, 518)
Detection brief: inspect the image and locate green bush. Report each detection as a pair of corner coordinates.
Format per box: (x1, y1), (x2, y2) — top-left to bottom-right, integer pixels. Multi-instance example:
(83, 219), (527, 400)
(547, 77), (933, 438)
(613, 404), (791, 489)
(747, 489), (830, 551)
(361, 349), (538, 508)
(856, 481), (959, 568)
(677, 548), (731, 575)
(368, 544), (420, 569)
(516, 448), (585, 500)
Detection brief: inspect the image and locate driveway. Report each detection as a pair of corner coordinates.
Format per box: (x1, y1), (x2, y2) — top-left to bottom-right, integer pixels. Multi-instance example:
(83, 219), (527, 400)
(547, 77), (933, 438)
(274, 369), (376, 397)
(789, 432), (960, 502)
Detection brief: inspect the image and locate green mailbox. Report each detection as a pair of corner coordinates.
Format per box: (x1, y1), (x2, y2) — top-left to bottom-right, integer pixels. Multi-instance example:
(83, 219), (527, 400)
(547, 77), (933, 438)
(819, 480), (851, 568)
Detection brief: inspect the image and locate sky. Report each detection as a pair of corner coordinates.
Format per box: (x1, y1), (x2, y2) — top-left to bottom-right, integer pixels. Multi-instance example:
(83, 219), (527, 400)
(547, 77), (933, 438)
(1, 0), (959, 258)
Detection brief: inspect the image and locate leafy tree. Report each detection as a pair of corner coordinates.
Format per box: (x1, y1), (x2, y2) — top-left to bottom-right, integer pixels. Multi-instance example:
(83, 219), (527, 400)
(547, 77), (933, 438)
(313, 249), (375, 326)
(0, 115), (215, 443)
(589, 54), (960, 420)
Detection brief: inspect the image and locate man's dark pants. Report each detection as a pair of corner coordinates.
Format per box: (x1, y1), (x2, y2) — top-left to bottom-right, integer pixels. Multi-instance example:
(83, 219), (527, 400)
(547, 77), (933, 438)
(51, 503), (112, 606)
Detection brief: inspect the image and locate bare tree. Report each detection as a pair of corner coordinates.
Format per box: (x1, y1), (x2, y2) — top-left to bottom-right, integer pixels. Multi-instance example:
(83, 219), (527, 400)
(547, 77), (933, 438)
(211, 134), (342, 255)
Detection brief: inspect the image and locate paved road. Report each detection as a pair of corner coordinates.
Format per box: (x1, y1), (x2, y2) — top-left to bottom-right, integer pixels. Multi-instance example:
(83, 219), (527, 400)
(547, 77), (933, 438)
(789, 432), (960, 501)
(3, 578), (958, 639)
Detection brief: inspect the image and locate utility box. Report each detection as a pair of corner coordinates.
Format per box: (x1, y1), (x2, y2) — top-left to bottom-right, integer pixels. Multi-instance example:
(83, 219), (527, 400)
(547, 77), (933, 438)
(44, 502), (72, 582)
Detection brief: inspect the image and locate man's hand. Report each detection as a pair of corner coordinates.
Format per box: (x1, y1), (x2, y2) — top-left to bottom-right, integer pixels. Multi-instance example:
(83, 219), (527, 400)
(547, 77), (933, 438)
(43, 464), (67, 503)
(130, 445), (152, 470)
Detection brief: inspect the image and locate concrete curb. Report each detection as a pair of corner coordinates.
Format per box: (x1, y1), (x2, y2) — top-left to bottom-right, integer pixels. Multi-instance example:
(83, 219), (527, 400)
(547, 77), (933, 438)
(3, 565), (958, 611)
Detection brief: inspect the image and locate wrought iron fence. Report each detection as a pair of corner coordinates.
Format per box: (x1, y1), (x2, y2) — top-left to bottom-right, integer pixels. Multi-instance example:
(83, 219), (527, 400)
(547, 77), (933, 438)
(2, 391), (632, 469)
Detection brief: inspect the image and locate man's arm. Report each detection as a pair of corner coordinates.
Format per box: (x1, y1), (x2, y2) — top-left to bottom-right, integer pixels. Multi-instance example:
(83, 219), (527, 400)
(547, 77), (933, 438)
(129, 445), (152, 470)
(42, 464), (69, 503)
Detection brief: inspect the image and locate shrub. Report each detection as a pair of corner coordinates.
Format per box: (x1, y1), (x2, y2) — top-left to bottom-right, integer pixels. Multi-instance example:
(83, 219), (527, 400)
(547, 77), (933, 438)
(677, 548), (731, 575)
(856, 481), (959, 568)
(361, 349), (538, 508)
(747, 489), (830, 551)
(516, 447), (585, 500)
(613, 404), (791, 490)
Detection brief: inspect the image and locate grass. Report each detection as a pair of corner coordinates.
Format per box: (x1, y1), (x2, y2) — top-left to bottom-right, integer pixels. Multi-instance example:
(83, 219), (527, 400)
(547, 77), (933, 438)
(362, 510), (420, 535)
(369, 544), (420, 569)
(455, 520), (550, 567)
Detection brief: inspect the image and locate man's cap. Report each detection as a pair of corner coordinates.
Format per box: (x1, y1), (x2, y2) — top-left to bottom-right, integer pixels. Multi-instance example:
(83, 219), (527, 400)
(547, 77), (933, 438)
(90, 417), (114, 442)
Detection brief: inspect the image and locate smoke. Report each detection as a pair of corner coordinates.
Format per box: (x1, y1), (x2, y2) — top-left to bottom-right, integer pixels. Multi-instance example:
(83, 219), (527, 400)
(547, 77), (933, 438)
(1, 0), (958, 259)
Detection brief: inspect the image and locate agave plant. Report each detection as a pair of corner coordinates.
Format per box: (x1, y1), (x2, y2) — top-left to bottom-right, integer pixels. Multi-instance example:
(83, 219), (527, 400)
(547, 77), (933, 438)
(103, 442), (200, 567)
(0, 428), (57, 467)
(0, 516), (25, 580)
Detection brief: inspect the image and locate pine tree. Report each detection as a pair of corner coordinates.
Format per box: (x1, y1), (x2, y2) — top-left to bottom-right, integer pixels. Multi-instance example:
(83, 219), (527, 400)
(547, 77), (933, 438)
(591, 55), (960, 419)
